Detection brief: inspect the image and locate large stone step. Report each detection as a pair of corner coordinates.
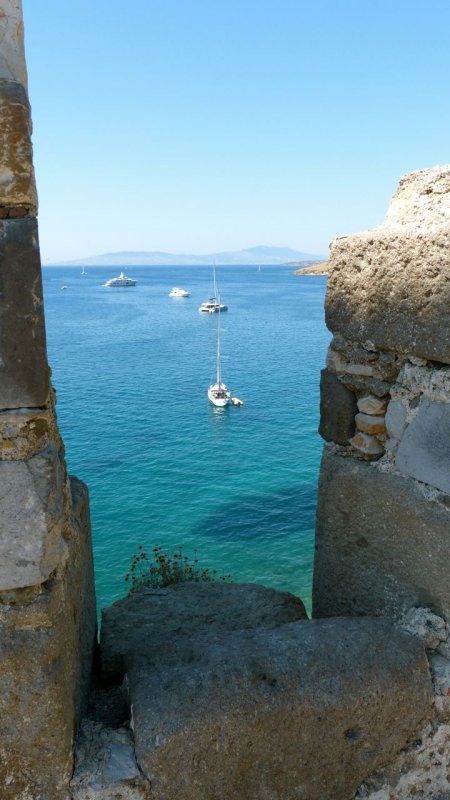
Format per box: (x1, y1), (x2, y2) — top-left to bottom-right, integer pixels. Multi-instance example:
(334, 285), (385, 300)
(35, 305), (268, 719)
(99, 584), (432, 800)
(100, 581), (308, 679)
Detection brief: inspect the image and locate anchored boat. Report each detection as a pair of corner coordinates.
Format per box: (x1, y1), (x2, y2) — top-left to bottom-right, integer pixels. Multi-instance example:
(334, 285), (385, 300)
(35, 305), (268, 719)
(103, 271), (137, 287)
(208, 299), (231, 408)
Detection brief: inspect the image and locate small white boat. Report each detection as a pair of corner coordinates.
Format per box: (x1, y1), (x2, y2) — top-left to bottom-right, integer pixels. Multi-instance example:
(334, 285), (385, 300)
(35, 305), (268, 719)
(60, 285), (68, 290)
(199, 266), (227, 313)
(103, 271), (137, 287)
(199, 297), (228, 313)
(81, 267), (87, 275)
(169, 287), (190, 297)
(208, 299), (231, 408)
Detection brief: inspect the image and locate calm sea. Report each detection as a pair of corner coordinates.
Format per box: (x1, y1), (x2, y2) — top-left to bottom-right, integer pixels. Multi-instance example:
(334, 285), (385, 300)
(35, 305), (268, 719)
(42, 265), (330, 614)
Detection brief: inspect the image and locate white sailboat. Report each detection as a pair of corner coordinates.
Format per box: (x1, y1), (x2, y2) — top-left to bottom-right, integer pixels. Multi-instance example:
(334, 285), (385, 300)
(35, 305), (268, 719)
(81, 267), (87, 275)
(199, 265), (228, 313)
(208, 300), (231, 408)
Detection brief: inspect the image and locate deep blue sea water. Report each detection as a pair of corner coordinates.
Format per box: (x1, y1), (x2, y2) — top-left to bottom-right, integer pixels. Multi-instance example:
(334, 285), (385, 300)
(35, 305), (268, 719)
(42, 265), (330, 614)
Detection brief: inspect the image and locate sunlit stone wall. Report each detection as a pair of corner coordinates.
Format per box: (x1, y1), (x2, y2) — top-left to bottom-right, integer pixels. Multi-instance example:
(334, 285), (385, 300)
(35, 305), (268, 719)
(0, 3), (96, 798)
(314, 166), (450, 622)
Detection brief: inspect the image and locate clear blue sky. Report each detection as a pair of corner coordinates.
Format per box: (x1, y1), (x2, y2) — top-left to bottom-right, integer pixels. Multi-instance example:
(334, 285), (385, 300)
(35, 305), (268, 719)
(22, 0), (450, 262)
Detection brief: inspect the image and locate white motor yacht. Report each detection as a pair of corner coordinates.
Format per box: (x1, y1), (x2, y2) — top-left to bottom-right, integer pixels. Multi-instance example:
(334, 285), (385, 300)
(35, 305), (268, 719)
(103, 271), (137, 287)
(169, 287), (190, 297)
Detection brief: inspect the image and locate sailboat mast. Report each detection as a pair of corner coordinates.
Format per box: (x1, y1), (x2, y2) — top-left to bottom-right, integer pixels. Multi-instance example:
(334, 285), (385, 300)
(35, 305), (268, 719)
(216, 302), (221, 386)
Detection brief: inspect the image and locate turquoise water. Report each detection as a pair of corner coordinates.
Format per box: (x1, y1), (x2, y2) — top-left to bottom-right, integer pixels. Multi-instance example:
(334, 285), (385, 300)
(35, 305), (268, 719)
(42, 266), (329, 614)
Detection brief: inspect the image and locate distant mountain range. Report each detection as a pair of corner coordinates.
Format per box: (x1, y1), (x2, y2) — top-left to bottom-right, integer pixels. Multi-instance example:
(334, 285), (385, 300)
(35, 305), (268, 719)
(56, 246), (324, 267)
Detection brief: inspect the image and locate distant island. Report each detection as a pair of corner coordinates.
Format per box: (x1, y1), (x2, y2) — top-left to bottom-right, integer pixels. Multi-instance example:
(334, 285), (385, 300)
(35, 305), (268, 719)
(53, 246), (325, 267)
(293, 261), (329, 275)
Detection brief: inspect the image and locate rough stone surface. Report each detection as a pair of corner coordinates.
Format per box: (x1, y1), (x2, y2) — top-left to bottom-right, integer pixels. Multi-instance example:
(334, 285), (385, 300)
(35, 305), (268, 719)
(0, 443), (69, 590)
(385, 399), (407, 440)
(0, 476), (96, 800)
(0, 406), (53, 459)
(71, 721), (150, 800)
(313, 448), (450, 621)
(0, 217), (49, 407)
(0, 1), (28, 86)
(325, 167), (450, 364)
(327, 347), (374, 377)
(69, 476), (98, 715)
(355, 412), (386, 435)
(319, 367), (357, 445)
(101, 581), (308, 679)
(399, 607), (448, 652)
(391, 362), (450, 406)
(396, 396), (450, 493)
(0, 78), (37, 215)
(384, 164), (450, 228)
(357, 395), (388, 416)
(127, 618), (432, 800)
(349, 431), (385, 458)
(355, 722), (450, 800)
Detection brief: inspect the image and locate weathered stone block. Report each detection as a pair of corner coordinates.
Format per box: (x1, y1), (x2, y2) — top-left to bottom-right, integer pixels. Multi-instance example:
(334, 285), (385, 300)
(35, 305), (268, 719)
(0, 216), (49, 407)
(384, 164), (450, 228)
(357, 394), (388, 415)
(0, 476), (96, 800)
(71, 722), (150, 800)
(69, 476), (97, 718)
(0, 78), (37, 215)
(355, 412), (386, 435)
(326, 229), (450, 364)
(319, 367), (357, 445)
(0, 406), (51, 459)
(349, 431), (384, 458)
(395, 397), (450, 493)
(101, 581), (307, 679)
(0, 444), (69, 590)
(0, 1), (28, 86)
(126, 618), (432, 800)
(326, 167), (450, 365)
(385, 399), (408, 440)
(313, 448), (450, 620)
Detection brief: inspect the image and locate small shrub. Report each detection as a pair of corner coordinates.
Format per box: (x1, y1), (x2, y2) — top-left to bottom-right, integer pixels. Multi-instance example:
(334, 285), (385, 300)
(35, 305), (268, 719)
(125, 544), (231, 594)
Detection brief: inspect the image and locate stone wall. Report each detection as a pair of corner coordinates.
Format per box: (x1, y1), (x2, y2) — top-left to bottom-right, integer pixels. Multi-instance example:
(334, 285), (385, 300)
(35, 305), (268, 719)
(312, 164), (450, 798)
(313, 165), (450, 623)
(0, 3), (96, 798)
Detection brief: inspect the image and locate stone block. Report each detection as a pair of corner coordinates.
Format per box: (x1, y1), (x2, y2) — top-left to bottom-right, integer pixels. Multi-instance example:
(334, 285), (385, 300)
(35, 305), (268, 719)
(326, 229), (450, 364)
(0, 1), (28, 86)
(0, 476), (96, 800)
(69, 476), (97, 718)
(357, 394), (388, 415)
(355, 412), (386, 435)
(127, 618), (432, 800)
(318, 367), (357, 445)
(349, 431), (384, 458)
(385, 399), (407, 440)
(396, 397), (450, 493)
(0, 444), (69, 590)
(0, 406), (51, 459)
(0, 216), (49, 408)
(101, 581), (307, 679)
(71, 722), (150, 800)
(384, 164), (450, 228)
(0, 79), (37, 215)
(313, 448), (450, 620)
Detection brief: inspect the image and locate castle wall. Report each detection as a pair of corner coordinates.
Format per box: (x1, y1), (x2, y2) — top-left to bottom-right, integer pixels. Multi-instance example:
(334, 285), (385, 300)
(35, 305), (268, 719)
(0, 3), (96, 797)
(313, 165), (450, 622)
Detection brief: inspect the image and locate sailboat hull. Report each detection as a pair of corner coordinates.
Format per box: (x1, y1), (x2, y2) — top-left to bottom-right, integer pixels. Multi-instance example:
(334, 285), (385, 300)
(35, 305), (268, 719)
(208, 383), (231, 407)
